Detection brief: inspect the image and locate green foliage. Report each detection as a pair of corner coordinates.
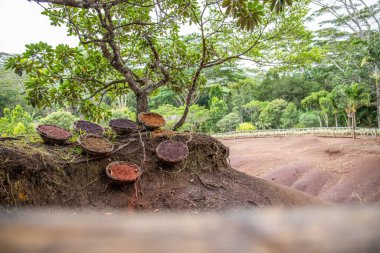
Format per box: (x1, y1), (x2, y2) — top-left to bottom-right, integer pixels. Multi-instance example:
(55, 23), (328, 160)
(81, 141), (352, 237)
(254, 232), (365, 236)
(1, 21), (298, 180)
(281, 102), (298, 128)
(216, 113), (241, 133)
(301, 90), (329, 111)
(344, 83), (371, 113)
(258, 72), (325, 106)
(0, 105), (35, 136)
(206, 97), (228, 132)
(221, 0), (294, 31)
(0, 66), (30, 115)
(39, 110), (77, 130)
(259, 99), (288, 129)
(152, 104), (209, 131)
(109, 108), (136, 121)
(243, 100), (268, 125)
(236, 122), (256, 131)
(5, 0), (315, 126)
(298, 111), (320, 128)
(13, 122), (27, 135)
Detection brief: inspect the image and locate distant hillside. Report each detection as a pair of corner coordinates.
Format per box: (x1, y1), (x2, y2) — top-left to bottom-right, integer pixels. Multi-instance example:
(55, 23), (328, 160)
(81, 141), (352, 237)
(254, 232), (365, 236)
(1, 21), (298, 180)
(0, 52), (14, 66)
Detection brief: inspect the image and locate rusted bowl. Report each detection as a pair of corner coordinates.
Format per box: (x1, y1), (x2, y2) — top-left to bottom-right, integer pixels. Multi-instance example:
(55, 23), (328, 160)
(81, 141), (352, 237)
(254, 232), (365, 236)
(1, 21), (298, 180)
(73, 120), (104, 135)
(109, 118), (139, 135)
(138, 112), (166, 130)
(156, 140), (189, 164)
(36, 124), (72, 144)
(78, 134), (114, 156)
(105, 161), (141, 184)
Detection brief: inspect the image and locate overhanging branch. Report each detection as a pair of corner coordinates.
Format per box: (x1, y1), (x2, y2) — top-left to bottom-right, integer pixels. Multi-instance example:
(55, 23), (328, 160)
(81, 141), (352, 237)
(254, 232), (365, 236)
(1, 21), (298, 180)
(30, 0), (154, 9)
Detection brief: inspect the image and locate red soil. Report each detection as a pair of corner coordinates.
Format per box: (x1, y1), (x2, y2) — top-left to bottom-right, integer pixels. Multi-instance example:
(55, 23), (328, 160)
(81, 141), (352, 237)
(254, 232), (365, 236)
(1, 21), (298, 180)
(37, 125), (71, 139)
(156, 140), (188, 163)
(80, 135), (113, 153)
(109, 163), (139, 181)
(74, 120), (103, 135)
(139, 113), (165, 127)
(222, 136), (380, 204)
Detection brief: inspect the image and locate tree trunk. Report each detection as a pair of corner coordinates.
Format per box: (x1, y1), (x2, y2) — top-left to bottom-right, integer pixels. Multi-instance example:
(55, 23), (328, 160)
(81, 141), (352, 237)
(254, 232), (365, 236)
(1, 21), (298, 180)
(376, 79), (380, 128)
(318, 115), (322, 128)
(335, 114), (338, 128)
(172, 84), (197, 131)
(136, 92), (149, 116)
(352, 112), (356, 139)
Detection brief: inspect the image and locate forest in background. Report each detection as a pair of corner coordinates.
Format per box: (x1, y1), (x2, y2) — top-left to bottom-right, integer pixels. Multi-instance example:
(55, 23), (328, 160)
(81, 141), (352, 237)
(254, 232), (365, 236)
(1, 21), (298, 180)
(0, 0), (379, 136)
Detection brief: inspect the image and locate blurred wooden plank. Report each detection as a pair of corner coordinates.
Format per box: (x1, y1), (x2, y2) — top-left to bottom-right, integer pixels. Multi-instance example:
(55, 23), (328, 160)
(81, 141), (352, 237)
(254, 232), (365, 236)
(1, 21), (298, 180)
(0, 207), (379, 253)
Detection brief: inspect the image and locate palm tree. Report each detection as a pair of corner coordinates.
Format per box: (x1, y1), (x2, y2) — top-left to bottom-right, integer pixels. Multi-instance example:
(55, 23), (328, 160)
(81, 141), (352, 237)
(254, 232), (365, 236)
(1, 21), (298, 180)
(344, 83), (371, 138)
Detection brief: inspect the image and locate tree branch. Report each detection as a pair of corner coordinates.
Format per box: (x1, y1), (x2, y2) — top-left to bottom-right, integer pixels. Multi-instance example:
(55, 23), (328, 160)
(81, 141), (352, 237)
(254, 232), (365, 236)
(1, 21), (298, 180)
(94, 6), (141, 94)
(84, 79), (127, 100)
(30, 0), (154, 9)
(143, 34), (170, 93)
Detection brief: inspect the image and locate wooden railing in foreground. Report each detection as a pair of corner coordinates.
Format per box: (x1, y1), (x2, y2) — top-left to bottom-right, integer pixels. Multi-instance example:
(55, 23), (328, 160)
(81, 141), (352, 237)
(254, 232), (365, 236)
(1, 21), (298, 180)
(0, 208), (379, 253)
(213, 127), (380, 139)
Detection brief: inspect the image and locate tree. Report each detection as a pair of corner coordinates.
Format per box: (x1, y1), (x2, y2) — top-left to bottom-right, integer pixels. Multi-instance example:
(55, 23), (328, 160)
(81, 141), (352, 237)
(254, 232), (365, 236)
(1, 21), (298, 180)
(312, 0), (380, 126)
(301, 90), (328, 127)
(259, 98), (288, 129)
(319, 96), (333, 127)
(243, 99), (268, 126)
(344, 82), (371, 138)
(281, 102), (298, 128)
(0, 66), (29, 116)
(215, 112), (240, 132)
(6, 0), (317, 129)
(329, 86), (349, 127)
(206, 97), (228, 132)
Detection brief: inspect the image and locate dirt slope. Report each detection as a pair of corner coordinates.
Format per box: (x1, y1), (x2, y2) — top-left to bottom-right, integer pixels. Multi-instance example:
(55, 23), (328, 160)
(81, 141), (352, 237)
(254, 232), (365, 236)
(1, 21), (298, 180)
(0, 133), (325, 212)
(222, 136), (380, 204)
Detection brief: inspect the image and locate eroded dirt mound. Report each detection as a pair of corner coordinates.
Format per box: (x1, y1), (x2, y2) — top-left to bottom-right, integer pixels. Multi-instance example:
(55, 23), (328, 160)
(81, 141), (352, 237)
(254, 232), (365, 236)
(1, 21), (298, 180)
(223, 136), (380, 204)
(0, 134), (325, 212)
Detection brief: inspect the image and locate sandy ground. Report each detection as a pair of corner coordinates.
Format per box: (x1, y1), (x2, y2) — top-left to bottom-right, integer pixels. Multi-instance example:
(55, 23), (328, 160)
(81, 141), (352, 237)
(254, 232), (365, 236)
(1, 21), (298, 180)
(222, 136), (380, 204)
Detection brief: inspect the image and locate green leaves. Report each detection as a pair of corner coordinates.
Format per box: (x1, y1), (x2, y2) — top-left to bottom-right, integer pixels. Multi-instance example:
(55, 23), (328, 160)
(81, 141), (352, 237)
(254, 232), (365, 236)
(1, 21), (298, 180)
(222, 0), (293, 31)
(222, 0), (265, 31)
(264, 0), (293, 13)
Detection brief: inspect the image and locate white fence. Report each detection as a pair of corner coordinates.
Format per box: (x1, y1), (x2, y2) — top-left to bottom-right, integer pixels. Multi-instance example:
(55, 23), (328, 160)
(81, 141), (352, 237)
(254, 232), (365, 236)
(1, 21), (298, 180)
(212, 127), (380, 139)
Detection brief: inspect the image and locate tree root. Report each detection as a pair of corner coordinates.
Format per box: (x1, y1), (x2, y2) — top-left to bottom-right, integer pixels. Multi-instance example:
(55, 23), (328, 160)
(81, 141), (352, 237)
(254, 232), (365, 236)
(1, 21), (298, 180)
(59, 141), (133, 164)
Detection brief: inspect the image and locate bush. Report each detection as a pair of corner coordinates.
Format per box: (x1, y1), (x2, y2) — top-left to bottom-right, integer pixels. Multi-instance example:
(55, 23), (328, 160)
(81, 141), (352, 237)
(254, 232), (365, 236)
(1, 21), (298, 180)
(109, 108), (136, 121)
(280, 102), (299, 128)
(298, 111), (320, 127)
(152, 104), (209, 131)
(236, 122), (256, 131)
(0, 105), (35, 136)
(259, 99), (288, 129)
(13, 122), (27, 135)
(216, 113), (240, 133)
(39, 110), (77, 130)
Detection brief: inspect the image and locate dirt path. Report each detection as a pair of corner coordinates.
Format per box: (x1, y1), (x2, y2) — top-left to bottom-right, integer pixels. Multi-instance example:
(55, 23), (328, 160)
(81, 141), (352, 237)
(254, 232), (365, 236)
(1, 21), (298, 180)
(222, 136), (380, 204)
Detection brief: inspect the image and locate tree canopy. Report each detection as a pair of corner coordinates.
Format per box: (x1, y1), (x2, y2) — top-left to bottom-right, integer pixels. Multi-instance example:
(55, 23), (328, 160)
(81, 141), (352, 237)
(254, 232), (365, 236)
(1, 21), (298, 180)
(6, 0), (317, 129)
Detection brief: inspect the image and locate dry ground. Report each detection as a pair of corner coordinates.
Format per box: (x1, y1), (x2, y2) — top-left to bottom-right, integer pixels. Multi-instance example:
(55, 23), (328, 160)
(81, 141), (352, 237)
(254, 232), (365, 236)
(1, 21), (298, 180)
(222, 135), (380, 204)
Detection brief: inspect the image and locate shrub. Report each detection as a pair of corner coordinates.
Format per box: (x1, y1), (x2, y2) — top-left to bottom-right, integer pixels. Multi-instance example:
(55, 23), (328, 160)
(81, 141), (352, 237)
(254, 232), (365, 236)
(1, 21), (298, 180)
(0, 105), (35, 136)
(280, 102), (299, 128)
(259, 99), (288, 129)
(152, 104), (209, 131)
(298, 111), (320, 127)
(236, 122), (256, 131)
(13, 122), (27, 135)
(109, 108), (136, 121)
(39, 110), (77, 130)
(216, 113), (240, 133)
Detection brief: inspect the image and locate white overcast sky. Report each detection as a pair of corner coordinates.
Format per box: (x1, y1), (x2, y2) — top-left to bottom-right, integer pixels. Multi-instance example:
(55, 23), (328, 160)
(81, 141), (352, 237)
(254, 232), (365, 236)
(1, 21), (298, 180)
(0, 0), (378, 54)
(0, 0), (78, 54)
